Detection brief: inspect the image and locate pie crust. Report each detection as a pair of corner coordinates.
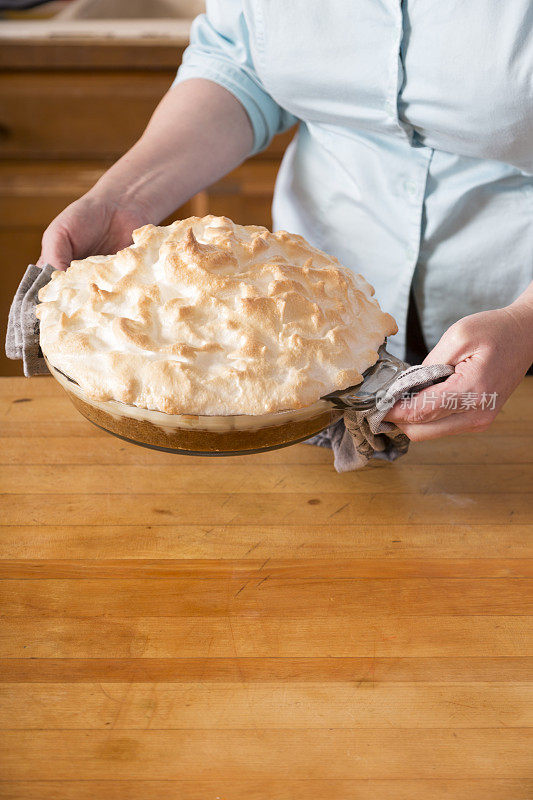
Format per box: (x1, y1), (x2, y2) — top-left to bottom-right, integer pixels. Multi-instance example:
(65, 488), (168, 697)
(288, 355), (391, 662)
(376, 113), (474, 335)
(47, 359), (339, 455)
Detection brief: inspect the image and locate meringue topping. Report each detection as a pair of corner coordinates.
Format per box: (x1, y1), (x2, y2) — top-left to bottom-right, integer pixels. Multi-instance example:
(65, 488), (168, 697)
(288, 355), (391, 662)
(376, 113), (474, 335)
(37, 215), (397, 415)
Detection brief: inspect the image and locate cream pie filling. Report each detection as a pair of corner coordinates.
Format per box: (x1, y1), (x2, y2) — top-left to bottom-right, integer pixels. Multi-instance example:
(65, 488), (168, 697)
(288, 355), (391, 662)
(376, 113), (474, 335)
(37, 215), (397, 416)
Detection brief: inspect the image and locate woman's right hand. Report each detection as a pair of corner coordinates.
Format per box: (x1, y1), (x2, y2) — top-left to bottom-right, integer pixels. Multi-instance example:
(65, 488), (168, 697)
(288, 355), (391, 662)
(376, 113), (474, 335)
(37, 193), (150, 271)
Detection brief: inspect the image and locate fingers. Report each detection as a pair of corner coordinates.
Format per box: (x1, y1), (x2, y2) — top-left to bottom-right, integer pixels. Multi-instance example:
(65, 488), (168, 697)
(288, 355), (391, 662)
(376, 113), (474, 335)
(384, 366), (474, 426)
(384, 382), (454, 425)
(383, 356), (499, 440)
(384, 364), (499, 441)
(394, 406), (497, 441)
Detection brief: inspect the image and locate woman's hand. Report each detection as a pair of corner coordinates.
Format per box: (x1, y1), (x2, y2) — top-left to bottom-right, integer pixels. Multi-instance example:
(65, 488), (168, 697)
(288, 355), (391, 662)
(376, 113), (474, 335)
(385, 301), (533, 441)
(37, 194), (149, 271)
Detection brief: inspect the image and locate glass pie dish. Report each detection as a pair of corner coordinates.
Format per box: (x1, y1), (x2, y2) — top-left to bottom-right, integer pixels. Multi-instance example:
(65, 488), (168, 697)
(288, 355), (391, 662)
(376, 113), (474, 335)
(45, 344), (407, 456)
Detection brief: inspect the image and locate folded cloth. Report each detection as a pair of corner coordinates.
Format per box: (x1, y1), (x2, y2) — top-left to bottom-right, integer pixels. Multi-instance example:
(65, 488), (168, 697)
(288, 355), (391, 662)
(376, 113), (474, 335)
(308, 361), (454, 472)
(6, 264), (55, 377)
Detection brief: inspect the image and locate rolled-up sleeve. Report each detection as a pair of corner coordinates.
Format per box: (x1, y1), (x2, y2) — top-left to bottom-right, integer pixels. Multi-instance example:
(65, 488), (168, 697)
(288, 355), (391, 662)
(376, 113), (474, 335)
(173, 0), (297, 154)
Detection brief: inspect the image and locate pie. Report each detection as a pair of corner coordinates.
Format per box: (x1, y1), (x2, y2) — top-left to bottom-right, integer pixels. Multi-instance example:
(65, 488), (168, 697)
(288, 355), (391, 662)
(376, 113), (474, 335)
(37, 215), (397, 416)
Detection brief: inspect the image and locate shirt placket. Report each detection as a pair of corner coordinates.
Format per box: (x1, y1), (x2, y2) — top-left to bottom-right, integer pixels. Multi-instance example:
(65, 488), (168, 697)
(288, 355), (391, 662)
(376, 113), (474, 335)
(383, 0), (434, 359)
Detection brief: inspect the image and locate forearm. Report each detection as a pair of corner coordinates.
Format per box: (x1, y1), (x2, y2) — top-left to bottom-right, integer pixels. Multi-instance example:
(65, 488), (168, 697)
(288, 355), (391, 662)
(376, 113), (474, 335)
(506, 280), (533, 361)
(90, 78), (254, 222)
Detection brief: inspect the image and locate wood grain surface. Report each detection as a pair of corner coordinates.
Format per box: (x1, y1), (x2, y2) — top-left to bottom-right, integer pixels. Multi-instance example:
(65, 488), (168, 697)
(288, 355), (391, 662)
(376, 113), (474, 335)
(0, 376), (532, 799)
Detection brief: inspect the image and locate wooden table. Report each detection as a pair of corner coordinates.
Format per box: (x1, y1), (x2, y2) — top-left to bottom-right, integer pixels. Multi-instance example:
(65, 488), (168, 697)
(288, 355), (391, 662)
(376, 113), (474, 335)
(1, 375), (532, 799)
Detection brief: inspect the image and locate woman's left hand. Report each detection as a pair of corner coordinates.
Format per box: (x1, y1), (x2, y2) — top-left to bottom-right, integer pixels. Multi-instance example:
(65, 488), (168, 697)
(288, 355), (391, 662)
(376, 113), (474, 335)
(384, 302), (533, 441)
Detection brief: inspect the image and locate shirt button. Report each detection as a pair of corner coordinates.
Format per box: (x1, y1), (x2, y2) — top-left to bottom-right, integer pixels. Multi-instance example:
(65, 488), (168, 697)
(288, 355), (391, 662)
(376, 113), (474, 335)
(404, 180), (417, 197)
(385, 98), (395, 115)
(406, 246), (417, 260)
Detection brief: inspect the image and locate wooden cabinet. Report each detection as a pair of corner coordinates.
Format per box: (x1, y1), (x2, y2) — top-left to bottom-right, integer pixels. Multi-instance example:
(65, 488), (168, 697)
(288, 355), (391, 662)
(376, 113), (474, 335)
(0, 39), (291, 376)
(0, 72), (174, 159)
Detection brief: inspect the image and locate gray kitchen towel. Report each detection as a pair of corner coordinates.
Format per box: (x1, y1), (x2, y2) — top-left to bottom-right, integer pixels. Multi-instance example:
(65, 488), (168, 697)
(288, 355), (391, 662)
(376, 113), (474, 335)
(308, 362), (454, 472)
(6, 264), (454, 469)
(6, 264), (54, 376)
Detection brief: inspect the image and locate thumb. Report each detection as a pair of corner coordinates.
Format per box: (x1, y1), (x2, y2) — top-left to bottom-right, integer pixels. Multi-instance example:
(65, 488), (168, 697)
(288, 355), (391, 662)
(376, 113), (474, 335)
(38, 225), (73, 271)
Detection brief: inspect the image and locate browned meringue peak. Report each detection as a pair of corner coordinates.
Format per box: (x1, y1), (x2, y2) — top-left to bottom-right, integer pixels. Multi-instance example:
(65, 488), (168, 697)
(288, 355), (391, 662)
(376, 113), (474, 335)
(37, 215), (397, 415)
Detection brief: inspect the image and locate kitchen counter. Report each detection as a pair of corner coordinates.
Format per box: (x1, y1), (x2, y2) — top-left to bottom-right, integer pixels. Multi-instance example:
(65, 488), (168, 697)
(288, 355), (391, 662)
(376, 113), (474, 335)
(1, 375), (532, 799)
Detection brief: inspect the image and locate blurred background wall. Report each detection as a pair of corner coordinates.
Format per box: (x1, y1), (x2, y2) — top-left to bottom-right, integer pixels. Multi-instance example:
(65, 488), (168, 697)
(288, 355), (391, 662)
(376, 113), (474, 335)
(0, 0), (292, 375)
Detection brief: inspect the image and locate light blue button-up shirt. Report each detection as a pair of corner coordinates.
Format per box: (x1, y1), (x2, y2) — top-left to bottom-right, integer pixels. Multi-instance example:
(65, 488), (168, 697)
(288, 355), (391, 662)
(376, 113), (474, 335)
(175, 0), (533, 359)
